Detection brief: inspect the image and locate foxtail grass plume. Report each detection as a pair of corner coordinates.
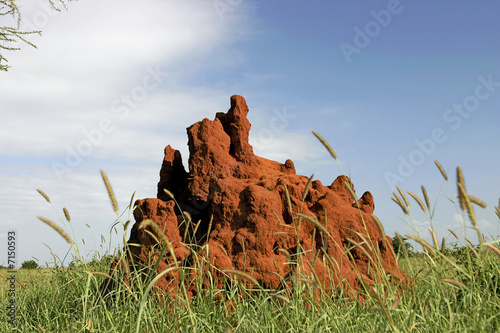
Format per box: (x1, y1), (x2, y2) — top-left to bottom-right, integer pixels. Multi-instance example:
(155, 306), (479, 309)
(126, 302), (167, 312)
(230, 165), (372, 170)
(302, 174), (314, 202)
(458, 183), (477, 229)
(428, 227), (439, 250)
(63, 207), (71, 223)
(421, 185), (430, 212)
(434, 160), (448, 181)
(405, 234), (435, 255)
(100, 170), (119, 215)
(397, 186), (409, 208)
(371, 214), (386, 239)
(468, 195), (487, 208)
(37, 216), (73, 244)
(163, 188), (175, 199)
(311, 130), (337, 160)
(448, 229), (458, 239)
(438, 278), (467, 289)
(440, 237), (446, 252)
(495, 198), (500, 220)
(484, 243), (500, 256)
(392, 193), (409, 215)
(345, 181), (359, 208)
(223, 269), (260, 287)
(298, 213), (331, 238)
(129, 191), (136, 209)
(407, 191), (427, 213)
(456, 166), (466, 211)
(36, 189), (51, 203)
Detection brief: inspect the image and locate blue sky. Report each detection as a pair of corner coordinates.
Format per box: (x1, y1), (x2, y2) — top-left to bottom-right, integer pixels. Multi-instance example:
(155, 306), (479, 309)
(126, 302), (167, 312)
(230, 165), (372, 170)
(1, 0), (499, 266)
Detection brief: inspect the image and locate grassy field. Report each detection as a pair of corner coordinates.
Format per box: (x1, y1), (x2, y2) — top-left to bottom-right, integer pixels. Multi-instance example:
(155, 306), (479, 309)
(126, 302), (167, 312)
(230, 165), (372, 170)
(2, 154), (499, 332)
(1, 246), (499, 332)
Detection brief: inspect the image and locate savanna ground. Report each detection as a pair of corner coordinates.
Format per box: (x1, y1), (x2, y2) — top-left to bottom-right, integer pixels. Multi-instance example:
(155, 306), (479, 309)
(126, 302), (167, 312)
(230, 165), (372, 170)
(1, 157), (499, 332)
(1, 245), (499, 332)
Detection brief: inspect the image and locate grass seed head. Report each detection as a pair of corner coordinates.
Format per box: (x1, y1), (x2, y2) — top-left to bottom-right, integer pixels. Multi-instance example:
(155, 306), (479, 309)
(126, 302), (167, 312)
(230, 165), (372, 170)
(100, 170), (118, 214)
(397, 186), (409, 208)
(434, 160), (448, 181)
(421, 185), (430, 212)
(36, 189), (51, 203)
(456, 166), (466, 211)
(37, 216), (73, 244)
(407, 191), (427, 213)
(311, 130), (337, 160)
(63, 207), (71, 222)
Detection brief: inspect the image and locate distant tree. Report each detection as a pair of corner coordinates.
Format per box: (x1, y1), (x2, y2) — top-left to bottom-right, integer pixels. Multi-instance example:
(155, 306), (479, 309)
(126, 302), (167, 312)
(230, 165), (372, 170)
(0, 0), (74, 71)
(21, 259), (39, 269)
(392, 235), (414, 257)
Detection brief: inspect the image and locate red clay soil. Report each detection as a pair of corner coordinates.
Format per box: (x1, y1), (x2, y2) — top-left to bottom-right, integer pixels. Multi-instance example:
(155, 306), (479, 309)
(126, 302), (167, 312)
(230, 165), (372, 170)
(102, 95), (408, 298)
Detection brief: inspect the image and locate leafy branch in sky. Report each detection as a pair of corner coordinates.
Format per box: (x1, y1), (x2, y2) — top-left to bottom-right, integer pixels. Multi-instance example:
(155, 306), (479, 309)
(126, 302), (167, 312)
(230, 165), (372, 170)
(0, 0), (73, 71)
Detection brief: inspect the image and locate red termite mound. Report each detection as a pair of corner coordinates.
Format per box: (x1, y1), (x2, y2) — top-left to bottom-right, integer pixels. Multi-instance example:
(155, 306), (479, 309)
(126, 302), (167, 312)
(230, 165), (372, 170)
(103, 95), (407, 298)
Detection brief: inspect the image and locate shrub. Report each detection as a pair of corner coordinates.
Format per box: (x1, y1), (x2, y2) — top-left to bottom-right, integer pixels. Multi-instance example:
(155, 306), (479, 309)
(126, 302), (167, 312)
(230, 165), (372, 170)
(21, 260), (39, 269)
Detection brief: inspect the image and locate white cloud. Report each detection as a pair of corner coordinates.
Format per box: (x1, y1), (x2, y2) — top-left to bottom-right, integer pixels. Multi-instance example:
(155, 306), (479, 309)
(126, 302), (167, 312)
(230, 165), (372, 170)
(0, 0), (253, 266)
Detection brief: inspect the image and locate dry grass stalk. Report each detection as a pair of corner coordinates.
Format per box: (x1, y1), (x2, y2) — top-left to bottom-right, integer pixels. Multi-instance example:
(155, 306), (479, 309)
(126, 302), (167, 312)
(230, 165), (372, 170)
(391, 194), (409, 215)
(302, 174), (314, 202)
(206, 215), (214, 242)
(438, 278), (467, 289)
(421, 185), (430, 212)
(428, 227), (439, 250)
(269, 292), (290, 303)
(496, 198), (500, 219)
(372, 288), (394, 328)
(345, 181), (359, 208)
(345, 238), (375, 266)
(87, 317), (92, 331)
(223, 269), (259, 287)
(278, 248), (291, 260)
(120, 257), (130, 276)
(458, 183), (477, 229)
(124, 220), (131, 232)
(441, 237), (446, 252)
(456, 166), (466, 211)
(138, 219), (177, 265)
(163, 188), (174, 199)
(62, 207), (71, 223)
(407, 191), (427, 213)
(434, 160), (448, 181)
(395, 233), (408, 258)
(298, 213), (330, 238)
(37, 216), (73, 244)
(484, 243), (500, 256)
(468, 195), (487, 208)
(405, 234), (435, 255)
(397, 186), (409, 208)
(90, 271), (112, 279)
(371, 215), (386, 239)
(448, 229), (458, 240)
(390, 298), (400, 310)
(36, 189), (51, 203)
(284, 184), (293, 217)
(311, 130), (337, 160)
(298, 277), (318, 287)
(129, 191), (136, 209)
(100, 170), (118, 214)
(466, 243), (479, 258)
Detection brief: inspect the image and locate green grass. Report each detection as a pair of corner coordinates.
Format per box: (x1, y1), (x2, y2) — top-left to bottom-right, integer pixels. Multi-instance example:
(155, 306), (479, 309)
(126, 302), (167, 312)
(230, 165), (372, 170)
(2, 152), (499, 331)
(1, 248), (499, 332)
